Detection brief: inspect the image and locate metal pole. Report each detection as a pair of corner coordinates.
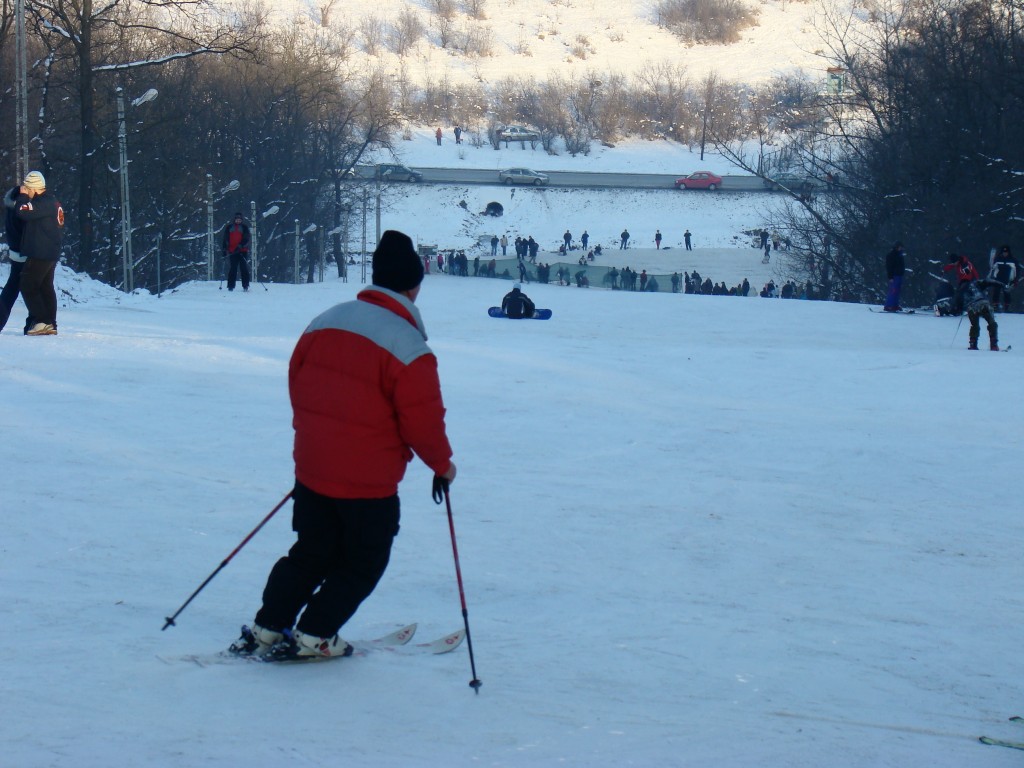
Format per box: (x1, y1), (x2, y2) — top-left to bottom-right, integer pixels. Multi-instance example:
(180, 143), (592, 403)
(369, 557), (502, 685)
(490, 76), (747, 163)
(162, 491), (293, 631)
(117, 89), (133, 293)
(361, 193), (368, 283)
(250, 200), (258, 281)
(15, 0), (29, 179)
(206, 174), (215, 281)
(294, 219), (300, 284)
(156, 231), (162, 297)
(375, 175), (382, 247)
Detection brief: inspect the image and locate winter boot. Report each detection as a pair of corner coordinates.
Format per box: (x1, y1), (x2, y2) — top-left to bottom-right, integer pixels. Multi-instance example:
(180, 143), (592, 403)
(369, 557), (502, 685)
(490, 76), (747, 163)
(228, 623), (283, 657)
(265, 629), (353, 661)
(991, 341), (1000, 351)
(968, 340), (979, 350)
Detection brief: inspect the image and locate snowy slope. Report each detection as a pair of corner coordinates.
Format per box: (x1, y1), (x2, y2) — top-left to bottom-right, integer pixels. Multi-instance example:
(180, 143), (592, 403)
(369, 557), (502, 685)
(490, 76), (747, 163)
(2, 256), (1023, 767)
(240, 0), (843, 87)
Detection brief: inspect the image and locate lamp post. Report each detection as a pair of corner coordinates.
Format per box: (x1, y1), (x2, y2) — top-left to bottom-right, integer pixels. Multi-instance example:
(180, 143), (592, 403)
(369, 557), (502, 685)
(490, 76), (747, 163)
(206, 177), (240, 281)
(253, 203), (279, 282)
(117, 86), (158, 293)
(15, 0), (29, 179)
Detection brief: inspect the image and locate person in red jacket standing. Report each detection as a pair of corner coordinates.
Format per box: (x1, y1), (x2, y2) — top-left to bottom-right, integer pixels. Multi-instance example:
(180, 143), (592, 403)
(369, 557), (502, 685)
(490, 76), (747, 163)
(220, 213), (251, 291)
(230, 229), (457, 661)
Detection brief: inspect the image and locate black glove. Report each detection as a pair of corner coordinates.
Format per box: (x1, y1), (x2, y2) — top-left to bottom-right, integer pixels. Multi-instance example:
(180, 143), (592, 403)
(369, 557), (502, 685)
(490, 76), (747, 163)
(432, 476), (449, 504)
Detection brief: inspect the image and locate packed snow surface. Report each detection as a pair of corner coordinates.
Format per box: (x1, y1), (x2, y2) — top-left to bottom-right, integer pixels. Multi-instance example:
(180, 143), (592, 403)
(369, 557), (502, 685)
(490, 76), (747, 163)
(2, 249), (1022, 766)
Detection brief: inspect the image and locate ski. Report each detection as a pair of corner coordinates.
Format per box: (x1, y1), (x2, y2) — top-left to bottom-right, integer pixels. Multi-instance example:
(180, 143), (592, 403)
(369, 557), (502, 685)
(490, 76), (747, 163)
(979, 736), (1024, 751)
(159, 623), (419, 667)
(868, 307), (916, 314)
(978, 716), (1024, 750)
(352, 628), (465, 658)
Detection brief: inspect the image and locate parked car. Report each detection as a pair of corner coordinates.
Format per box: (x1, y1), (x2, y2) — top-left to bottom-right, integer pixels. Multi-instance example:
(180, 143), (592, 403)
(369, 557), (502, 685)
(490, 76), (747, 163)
(377, 163), (422, 182)
(498, 167), (549, 186)
(763, 174), (816, 193)
(674, 171), (722, 190)
(499, 125), (541, 142)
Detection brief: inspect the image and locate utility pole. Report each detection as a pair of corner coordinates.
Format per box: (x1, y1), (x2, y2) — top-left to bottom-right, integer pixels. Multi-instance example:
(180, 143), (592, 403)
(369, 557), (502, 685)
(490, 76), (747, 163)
(250, 200), (258, 281)
(117, 89), (133, 292)
(206, 174), (214, 281)
(15, 0), (29, 178)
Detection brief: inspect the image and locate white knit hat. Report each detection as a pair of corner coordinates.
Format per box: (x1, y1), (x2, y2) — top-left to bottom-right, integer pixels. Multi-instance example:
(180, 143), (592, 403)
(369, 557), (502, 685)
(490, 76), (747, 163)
(23, 171), (46, 192)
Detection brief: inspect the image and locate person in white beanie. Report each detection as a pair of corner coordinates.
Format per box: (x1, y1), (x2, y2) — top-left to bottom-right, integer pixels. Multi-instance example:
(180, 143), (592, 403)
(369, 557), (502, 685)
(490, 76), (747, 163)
(15, 171), (64, 336)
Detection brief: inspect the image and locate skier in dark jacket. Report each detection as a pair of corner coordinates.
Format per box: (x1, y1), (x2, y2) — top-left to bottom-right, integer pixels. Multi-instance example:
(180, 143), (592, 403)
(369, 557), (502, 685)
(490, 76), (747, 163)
(987, 245), (1019, 312)
(883, 242), (906, 311)
(221, 213), (251, 291)
(15, 171), (64, 335)
(1, 183), (28, 332)
(501, 283), (536, 318)
(961, 279), (999, 350)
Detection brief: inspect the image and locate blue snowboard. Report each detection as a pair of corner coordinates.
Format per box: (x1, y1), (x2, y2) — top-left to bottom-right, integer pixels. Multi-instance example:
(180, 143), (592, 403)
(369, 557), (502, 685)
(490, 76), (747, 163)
(488, 306), (552, 320)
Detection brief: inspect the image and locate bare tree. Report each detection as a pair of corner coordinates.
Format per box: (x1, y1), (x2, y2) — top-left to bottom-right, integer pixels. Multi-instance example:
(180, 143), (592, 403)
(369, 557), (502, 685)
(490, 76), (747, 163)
(390, 6), (425, 56)
(25, 0), (257, 274)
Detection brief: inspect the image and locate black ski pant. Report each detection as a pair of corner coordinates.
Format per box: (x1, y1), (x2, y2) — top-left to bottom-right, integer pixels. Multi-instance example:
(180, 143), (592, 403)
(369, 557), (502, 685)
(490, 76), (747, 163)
(226, 251), (250, 291)
(19, 258), (57, 326)
(255, 482), (400, 638)
(0, 260), (26, 332)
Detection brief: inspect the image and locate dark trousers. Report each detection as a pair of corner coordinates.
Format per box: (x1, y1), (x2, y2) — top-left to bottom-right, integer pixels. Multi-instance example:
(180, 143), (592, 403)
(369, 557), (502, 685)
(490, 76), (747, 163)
(969, 305), (998, 346)
(19, 258), (57, 325)
(255, 483), (400, 638)
(0, 260), (26, 331)
(227, 252), (250, 290)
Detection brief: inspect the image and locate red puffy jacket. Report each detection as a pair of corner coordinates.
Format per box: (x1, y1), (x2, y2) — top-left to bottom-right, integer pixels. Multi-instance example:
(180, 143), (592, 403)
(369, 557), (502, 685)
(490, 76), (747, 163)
(289, 287), (453, 498)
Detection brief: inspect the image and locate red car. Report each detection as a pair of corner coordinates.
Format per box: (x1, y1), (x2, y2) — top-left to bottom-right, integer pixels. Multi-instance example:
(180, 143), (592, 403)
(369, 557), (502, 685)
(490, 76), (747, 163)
(674, 171), (723, 190)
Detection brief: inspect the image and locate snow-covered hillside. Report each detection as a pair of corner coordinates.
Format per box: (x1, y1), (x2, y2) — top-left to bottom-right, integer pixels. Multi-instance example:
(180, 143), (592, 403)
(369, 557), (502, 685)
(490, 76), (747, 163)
(233, 0), (848, 87)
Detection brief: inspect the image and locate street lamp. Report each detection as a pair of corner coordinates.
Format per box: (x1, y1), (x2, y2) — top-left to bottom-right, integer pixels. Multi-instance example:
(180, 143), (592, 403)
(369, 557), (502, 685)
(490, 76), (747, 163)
(251, 203), (279, 281)
(15, 0), (28, 179)
(206, 177), (239, 281)
(117, 86), (158, 293)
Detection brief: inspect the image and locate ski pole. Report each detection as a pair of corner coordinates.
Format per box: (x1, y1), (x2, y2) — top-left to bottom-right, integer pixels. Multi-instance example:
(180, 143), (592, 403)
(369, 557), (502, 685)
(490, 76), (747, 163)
(433, 479), (482, 692)
(162, 490), (292, 630)
(952, 313), (965, 347)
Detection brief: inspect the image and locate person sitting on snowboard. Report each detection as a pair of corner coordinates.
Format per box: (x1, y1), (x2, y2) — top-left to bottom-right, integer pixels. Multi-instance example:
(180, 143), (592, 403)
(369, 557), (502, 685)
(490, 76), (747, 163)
(501, 282), (536, 319)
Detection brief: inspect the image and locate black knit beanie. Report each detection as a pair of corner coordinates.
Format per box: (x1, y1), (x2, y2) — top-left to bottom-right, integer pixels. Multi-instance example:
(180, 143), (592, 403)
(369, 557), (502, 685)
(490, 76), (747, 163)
(372, 230), (423, 293)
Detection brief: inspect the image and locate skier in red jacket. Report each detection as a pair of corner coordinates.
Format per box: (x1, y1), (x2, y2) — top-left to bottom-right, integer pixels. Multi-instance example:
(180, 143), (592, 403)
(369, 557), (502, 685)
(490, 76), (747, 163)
(230, 229), (457, 661)
(943, 253), (980, 314)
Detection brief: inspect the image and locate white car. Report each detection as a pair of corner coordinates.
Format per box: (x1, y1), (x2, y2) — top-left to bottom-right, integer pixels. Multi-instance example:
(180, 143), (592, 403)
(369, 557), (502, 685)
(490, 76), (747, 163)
(499, 125), (541, 142)
(498, 168), (549, 186)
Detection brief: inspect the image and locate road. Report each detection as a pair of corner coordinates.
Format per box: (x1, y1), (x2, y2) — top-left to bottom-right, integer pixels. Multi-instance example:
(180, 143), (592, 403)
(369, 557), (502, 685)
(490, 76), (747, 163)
(350, 166), (772, 192)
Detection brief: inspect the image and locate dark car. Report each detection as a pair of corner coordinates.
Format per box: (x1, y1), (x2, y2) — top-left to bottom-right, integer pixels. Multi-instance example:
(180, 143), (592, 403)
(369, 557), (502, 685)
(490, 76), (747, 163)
(763, 174), (817, 194)
(498, 167), (549, 186)
(674, 171), (723, 191)
(377, 163), (422, 182)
